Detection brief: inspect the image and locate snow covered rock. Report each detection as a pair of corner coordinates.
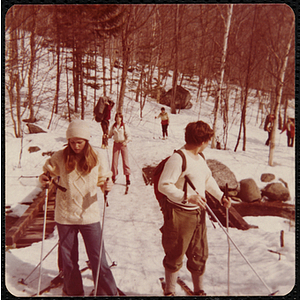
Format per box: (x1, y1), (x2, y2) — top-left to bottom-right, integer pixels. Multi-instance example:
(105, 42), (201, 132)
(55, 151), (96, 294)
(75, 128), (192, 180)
(26, 123), (47, 134)
(261, 173), (275, 182)
(261, 182), (290, 202)
(160, 85), (192, 109)
(238, 178), (261, 203)
(206, 159), (238, 192)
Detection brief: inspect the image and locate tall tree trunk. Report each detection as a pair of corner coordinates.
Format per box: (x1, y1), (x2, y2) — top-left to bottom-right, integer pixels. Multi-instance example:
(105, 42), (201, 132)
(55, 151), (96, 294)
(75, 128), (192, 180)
(268, 22), (294, 166)
(79, 52), (85, 119)
(171, 4), (179, 115)
(211, 4), (233, 148)
(102, 39), (106, 96)
(54, 10), (60, 114)
(72, 44), (79, 113)
(27, 6), (36, 122)
(94, 38), (97, 106)
(8, 7), (21, 137)
(234, 6), (257, 152)
(118, 29), (129, 113)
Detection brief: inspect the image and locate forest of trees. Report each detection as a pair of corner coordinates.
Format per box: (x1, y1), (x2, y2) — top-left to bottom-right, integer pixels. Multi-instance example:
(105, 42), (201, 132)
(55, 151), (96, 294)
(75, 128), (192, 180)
(5, 4), (295, 165)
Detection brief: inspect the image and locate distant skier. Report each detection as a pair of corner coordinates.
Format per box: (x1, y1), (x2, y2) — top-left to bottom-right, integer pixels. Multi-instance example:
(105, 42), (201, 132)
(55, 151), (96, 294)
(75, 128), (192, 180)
(280, 117), (295, 147)
(108, 113), (131, 185)
(157, 120), (231, 296)
(264, 114), (275, 146)
(39, 119), (118, 296)
(101, 98), (114, 149)
(155, 107), (169, 139)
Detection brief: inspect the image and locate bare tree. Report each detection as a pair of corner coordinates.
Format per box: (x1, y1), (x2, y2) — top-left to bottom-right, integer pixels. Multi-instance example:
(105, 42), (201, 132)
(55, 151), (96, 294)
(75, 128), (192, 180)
(211, 4), (233, 148)
(268, 21), (294, 165)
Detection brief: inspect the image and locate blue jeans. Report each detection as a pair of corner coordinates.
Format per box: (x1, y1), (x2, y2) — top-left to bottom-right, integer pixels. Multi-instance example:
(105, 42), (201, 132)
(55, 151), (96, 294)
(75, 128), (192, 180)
(57, 222), (118, 296)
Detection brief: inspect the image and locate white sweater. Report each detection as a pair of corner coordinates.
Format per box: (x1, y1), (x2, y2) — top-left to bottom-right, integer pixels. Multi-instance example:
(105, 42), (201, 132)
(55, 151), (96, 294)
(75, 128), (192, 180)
(43, 149), (112, 225)
(158, 147), (223, 210)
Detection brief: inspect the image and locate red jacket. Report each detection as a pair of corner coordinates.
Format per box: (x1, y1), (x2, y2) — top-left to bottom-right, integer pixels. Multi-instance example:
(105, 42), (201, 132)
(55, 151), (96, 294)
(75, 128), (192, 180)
(281, 122), (295, 137)
(102, 104), (111, 121)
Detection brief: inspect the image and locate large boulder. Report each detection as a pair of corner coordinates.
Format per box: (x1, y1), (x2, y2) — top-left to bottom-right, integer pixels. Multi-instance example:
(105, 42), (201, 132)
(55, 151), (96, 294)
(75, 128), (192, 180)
(238, 178), (261, 203)
(26, 123), (46, 134)
(261, 182), (290, 202)
(206, 159), (238, 192)
(160, 85), (192, 109)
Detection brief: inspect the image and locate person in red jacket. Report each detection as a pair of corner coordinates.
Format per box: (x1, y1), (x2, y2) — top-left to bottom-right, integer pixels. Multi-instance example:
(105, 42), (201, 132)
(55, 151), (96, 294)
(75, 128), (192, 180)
(155, 107), (169, 140)
(281, 118), (295, 147)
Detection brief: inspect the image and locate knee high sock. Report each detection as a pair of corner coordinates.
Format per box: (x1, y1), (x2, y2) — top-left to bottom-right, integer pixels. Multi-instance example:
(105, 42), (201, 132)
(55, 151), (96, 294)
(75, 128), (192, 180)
(165, 269), (178, 294)
(191, 272), (204, 293)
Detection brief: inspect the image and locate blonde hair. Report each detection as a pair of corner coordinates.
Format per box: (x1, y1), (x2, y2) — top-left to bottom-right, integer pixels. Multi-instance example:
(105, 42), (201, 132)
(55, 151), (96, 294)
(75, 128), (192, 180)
(63, 141), (98, 175)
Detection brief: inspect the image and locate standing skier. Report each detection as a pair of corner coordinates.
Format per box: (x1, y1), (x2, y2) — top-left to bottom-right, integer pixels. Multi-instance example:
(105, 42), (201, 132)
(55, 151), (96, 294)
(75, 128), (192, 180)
(108, 113), (131, 185)
(39, 119), (118, 296)
(155, 107), (169, 139)
(264, 114), (275, 146)
(280, 117), (295, 147)
(158, 120), (231, 296)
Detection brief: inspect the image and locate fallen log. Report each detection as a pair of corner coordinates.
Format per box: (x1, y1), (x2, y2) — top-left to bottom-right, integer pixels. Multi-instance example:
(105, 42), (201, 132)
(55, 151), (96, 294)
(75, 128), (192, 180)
(232, 201), (295, 221)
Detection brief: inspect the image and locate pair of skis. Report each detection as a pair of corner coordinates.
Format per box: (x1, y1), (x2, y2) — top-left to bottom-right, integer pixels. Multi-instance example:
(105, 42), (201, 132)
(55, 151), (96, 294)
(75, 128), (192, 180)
(159, 277), (194, 296)
(29, 260), (123, 296)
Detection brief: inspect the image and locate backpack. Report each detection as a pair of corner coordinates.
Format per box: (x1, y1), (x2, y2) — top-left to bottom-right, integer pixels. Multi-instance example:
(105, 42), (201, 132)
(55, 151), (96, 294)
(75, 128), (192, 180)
(153, 149), (204, 207)
(93, 97), (106, 122)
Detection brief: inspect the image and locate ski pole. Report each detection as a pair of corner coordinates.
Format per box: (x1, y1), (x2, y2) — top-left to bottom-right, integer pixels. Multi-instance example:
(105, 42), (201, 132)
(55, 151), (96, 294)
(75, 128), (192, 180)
(94, 178), (109, 296)
(225, 183), (230, 296)
(37, 182), (50, 296)
(19, 241), (58, 285)
(183, 175), (277, 296)
(128, 150), (150, 185)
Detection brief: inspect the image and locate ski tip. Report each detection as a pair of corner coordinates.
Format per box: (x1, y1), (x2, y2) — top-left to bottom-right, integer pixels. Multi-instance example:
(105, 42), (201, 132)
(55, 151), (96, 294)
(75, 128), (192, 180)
(268, 290), (279, 296)
(18, 278), (27, 285)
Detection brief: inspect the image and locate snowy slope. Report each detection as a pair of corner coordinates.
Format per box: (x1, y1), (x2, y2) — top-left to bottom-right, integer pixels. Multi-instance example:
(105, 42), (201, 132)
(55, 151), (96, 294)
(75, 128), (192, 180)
(4, 47), (295, 297)
(5, 97), (295, 297)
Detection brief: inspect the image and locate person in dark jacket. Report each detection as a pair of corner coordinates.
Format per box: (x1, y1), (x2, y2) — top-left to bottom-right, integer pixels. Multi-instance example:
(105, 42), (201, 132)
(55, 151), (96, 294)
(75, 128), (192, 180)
(101, 100), (112, 149)
(264, 114), (275, 146)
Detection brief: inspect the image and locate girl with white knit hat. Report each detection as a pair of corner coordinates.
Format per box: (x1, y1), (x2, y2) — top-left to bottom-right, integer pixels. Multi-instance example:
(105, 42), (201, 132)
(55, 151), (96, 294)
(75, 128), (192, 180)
(39, 119), (118, 296)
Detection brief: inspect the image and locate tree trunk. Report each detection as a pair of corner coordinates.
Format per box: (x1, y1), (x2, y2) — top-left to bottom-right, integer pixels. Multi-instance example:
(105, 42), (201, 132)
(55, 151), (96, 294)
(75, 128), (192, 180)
(211, 4), (233, 148)
(136, 67), (144, 102)
(118, 30), (130, 113)
(27, 6), (36, 122)
(268, 23), (294, 166)
(8, 7), (22, 137)
(171, 5), (179, 115)
(102, 39), (106, 96)
(79, 52), (85, 119)
(94, 38), (97, 106)
(72, 45), (79, 113)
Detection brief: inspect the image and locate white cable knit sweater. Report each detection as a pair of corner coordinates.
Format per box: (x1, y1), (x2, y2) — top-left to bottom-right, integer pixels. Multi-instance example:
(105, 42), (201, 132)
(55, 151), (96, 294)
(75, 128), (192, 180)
(43, 149), (112, 225)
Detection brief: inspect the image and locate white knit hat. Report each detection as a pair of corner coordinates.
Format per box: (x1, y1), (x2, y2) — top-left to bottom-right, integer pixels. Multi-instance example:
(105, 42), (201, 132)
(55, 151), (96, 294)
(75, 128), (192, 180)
(66, 119), (91, 141)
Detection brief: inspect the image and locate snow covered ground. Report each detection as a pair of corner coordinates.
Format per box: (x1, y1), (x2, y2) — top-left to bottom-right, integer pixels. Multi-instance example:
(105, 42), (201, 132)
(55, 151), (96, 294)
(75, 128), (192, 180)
(5, 96), (295, 297)
(4, 53), (295, 297)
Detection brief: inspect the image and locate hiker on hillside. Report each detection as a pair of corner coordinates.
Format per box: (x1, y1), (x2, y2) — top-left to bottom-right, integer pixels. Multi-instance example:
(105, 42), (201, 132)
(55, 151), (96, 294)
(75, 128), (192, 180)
(108, 113), (131, 185)
(155, 107), (169, 139)
(264, 114), (275, 146)
(38, 119), (118, 296)
(158, 120), (231, 296)
(280, 117), (295, 147)
(101, 98), (113, 149)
